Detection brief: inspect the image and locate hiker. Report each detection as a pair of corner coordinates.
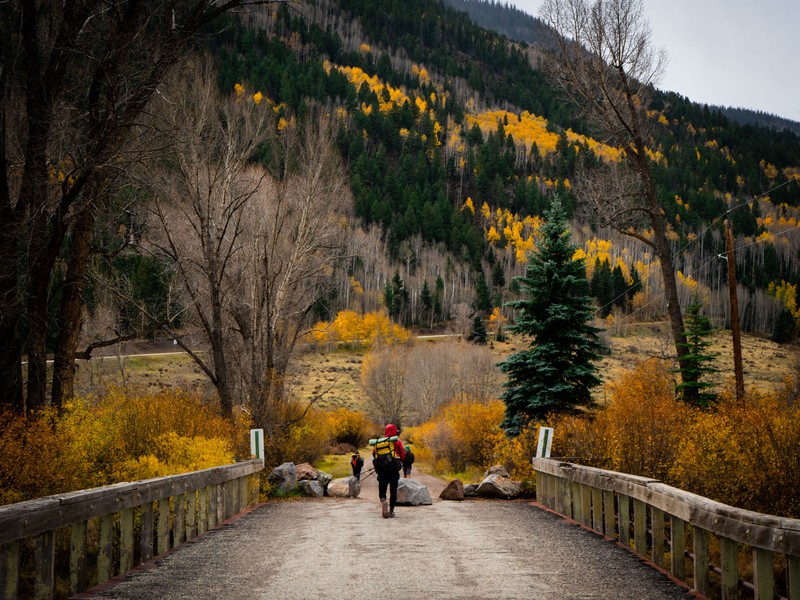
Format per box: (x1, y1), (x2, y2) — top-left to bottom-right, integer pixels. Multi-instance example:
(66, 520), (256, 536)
(351, 451), (364, 481)
(372, 423), (405, 518)
(402, 445), (414, 478)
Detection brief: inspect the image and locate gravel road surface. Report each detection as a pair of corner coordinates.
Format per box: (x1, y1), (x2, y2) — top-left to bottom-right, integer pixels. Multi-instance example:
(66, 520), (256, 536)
(81, 470), (694, 600)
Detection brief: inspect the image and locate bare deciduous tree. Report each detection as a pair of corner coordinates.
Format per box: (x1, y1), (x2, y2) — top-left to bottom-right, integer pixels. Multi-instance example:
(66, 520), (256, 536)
(361, 346), (408, 428)
(539, 0), (697, 399)
(145, 60), (350, 427)
(0, 0), (270, 413)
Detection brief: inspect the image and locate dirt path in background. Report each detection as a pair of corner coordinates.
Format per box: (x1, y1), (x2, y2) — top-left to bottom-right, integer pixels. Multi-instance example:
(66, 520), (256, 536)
(81, 468), (693, 600)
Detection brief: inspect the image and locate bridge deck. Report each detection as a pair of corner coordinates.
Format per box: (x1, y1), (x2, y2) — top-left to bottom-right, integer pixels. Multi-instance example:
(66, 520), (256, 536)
(76, 472), (694, 600)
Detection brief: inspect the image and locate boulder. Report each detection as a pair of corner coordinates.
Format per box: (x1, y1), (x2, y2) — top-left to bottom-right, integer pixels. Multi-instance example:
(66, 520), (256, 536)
(439, 479), (465, 501)
(267, 462), (297, 494)
(327, 476), (361, 498)
(476, 474), (521, 499)
(298, 480), (324, 498)
(463, 484), (480, 497)
(396, 479), (432, 506)
(484, 464), (510, 479)
(316, 470), (333, 491)
(295, 463), (318, 481)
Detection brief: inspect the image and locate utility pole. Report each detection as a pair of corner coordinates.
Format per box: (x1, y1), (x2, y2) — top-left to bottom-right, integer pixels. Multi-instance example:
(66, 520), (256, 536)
(724, 219), (745, 403)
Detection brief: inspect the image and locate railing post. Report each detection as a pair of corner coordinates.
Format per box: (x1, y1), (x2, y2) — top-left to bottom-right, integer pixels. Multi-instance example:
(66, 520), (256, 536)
(97, 514), (113, 584)
(633, 499), (647, 555)
(618, 494), (631, 548)
(752, 548), (773, 600)
(787, 555), (800, 600)
(580, 483), (592, 527)
(693, 526), (710, 596)
(120, 507), (135, 573)
(34, 530), (55, 600)
(651, 507), (665, 568)
(174, 494), (186, 545)
(157, 498), (170, 555)
(198, 486), (209, 535)
(141, 501), (154, 561)
(670, 516), (686, 581)
(1, 541), (20, 600)
(239, 475), (248, 512)
(591, 487), (603, 533)
(69, 521), (87, 595)
(720, 537), (739, 600)
(186, 491), (197, 540)
(208, 484), (219, 529)
(602, 490), (615, 537)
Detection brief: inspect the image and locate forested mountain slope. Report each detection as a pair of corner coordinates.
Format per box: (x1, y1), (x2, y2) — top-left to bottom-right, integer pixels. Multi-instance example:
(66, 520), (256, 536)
(200, 0), (800, 339)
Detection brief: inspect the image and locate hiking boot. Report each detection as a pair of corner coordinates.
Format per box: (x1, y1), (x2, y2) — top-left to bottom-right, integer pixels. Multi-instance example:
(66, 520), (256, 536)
(381, 499), (389, 518)
(389, 510), (395, 518)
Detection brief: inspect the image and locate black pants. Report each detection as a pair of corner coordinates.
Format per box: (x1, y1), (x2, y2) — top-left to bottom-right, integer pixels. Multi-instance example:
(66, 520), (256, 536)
(377, 470), (400, 511)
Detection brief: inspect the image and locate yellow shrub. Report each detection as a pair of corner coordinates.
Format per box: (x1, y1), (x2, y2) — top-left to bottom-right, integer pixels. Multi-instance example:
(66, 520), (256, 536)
(412, 399), (506, 473)
(324, 407), (371, 448)
(0, 389), (247, 505)
(552, 359), (691, 480)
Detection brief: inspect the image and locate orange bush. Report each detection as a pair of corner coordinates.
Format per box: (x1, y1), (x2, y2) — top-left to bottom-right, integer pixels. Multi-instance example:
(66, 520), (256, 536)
(0, 389), (248, 505)
(552, 359), (692, 480)
(411, 398), (506, 474)
(670, 389), (800, 517)
(323, 407), (371, 448)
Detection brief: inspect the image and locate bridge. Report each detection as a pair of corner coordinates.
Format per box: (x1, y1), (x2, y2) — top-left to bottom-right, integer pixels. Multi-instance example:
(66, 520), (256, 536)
(1, 457), (799, 599)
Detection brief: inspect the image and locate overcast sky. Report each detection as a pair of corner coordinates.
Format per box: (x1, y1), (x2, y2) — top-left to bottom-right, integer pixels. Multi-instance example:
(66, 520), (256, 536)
(509, 0), (800, 123)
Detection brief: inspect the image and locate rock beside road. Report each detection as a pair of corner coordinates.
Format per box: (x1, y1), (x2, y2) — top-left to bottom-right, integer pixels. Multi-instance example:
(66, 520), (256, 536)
(396, 479), (432, 505)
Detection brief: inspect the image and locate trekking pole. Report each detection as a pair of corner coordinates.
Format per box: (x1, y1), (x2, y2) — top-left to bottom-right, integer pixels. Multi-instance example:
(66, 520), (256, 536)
(359, 468), (376, 482)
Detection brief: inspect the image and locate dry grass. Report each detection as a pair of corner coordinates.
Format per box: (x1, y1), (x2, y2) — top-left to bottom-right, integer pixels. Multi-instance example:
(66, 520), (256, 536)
(71, 328), (798, 409)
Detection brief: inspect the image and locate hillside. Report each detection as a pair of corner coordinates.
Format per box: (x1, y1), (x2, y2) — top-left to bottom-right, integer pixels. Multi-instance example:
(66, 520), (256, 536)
(198, 0), (800, 340)
(8, 0), (800, 417)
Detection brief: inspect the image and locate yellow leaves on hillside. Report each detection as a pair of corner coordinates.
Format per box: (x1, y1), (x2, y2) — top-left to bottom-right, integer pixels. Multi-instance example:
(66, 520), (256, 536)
(760, 159), (779, 180)
(234, 83), (245, 97)
(463, 109), (624, 163)
(358, 42), (372, 53)
(768, 280), (800, 322)
(478, 203), (542, 263)
(310, 310), (411, 348)
(462, 196), (475, 214)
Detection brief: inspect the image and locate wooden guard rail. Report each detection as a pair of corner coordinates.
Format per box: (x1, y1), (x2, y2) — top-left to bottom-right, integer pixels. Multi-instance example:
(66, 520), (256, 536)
(0, 459), (264, 600)
(533, 458), (800, 600)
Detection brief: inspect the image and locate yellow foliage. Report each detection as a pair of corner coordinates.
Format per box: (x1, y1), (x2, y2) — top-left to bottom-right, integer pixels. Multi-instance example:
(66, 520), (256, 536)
(253, 91), (263, 105)
(0, 390), (246, 504)
(324, 407), (371, 447)
(234, 83), (244, 97)
(413, 399), (506, 474)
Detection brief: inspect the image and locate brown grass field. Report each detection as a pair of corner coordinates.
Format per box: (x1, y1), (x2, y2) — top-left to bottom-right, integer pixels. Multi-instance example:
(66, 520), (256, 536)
(72, 325), (799, 411)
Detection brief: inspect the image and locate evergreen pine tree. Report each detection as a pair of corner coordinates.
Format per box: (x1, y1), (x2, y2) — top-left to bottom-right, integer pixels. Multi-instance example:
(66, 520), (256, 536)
(771, 308), (798, 344)
(674, 297), (719, 407)
(467, 315), (488, 345)
(499, 199), (603, 434)
(420, 280), (434, 328)
(474, 271), (492, 314)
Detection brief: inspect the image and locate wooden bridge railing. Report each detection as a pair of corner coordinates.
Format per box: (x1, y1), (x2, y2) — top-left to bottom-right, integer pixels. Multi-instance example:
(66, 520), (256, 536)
(0, 458), (264, 600)
(533, 458), (800, 600)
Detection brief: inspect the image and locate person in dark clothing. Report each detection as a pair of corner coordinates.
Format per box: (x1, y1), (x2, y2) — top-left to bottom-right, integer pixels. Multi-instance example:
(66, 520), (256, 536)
(402, 445), (414, 478)
(351, 451), (364, 481)
(373, 423), (405, 518)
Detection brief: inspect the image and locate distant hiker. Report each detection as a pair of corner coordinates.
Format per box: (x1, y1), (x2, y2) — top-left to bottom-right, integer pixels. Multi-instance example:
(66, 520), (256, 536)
(402, 445), (415, 478)
(371, 423), (405, 518)
(351, 451), (364, 481)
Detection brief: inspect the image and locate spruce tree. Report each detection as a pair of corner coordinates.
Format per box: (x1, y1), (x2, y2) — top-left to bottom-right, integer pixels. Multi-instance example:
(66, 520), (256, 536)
(499, 199), (603, 434)
(674, 297), (719, 407)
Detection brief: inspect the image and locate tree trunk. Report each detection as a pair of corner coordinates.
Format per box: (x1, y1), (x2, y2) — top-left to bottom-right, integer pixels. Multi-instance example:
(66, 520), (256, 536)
(51, 206), (96, 409)
(0, 226), (24, 410)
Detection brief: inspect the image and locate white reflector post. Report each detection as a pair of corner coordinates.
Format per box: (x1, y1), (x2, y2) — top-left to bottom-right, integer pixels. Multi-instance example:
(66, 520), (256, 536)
(250, 428), (264, 461)
(536, 426), (553, 458)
